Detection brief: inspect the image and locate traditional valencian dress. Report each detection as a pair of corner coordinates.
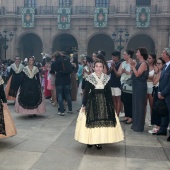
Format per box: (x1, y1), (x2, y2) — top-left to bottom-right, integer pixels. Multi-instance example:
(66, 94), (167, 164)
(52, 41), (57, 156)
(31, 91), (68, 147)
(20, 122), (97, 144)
(5, 63), (24, 100)
(0, 76), (17, 139)
(15, 66), (46, 115)
(75, 73), (124, 145)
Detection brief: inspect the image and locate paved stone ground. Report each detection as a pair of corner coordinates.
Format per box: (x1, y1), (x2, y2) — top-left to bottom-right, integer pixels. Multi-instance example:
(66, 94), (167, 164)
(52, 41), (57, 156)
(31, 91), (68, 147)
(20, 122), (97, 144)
(0, 94), (169, 170)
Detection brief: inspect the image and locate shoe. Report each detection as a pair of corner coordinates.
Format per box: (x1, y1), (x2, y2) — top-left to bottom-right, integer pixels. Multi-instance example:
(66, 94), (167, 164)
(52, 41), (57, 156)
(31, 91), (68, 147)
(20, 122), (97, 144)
(148, 127), (159, 134)
(52, 103), (57, 107)
(167, 136), (170, 142)
(60, 113), (65, 116)
(45, 96), (51, 99)
(68, 111), (73, 114)
(95, 144), (102, 150)
(156, 131), (167, 136)
(87, 144), (92, 148)
(33, 114), (37, 117)
(120, 119), (128, 122)
(125, 120), (132, 124)
(148, 121), (153, 127)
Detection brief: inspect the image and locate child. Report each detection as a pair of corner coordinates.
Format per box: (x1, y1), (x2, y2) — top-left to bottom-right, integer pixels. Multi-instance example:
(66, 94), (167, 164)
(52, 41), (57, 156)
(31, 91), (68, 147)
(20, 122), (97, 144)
(75, 60), (124, 149)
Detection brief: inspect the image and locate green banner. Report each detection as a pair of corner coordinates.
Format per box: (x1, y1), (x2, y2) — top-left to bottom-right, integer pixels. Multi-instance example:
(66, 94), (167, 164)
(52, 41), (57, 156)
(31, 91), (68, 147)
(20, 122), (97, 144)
(22, 8), (35, 28)
(136, 7), (150, 28)
(58, 8), (71, 29)
(94, 7), (108, 28)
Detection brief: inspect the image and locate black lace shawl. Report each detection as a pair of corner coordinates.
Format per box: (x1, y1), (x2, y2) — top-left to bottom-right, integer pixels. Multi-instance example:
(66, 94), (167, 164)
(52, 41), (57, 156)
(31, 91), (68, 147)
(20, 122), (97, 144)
(0, 83), (7, 135)
(82, 81), (117, 128)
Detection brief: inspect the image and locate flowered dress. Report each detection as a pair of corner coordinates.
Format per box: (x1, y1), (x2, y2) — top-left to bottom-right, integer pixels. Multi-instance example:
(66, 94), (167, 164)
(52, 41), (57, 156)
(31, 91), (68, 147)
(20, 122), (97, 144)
(15, 66), (46, 114)
(0, 76), (17, 138)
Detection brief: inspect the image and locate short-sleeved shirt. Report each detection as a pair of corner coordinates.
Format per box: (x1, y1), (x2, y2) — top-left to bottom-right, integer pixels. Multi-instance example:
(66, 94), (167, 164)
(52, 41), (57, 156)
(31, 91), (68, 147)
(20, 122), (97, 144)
(110, 61), (121, 88)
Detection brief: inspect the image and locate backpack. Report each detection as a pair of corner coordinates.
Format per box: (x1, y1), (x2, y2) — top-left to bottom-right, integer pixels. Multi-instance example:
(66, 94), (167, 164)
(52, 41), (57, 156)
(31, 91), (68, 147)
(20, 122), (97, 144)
(59, 56), (72, 74)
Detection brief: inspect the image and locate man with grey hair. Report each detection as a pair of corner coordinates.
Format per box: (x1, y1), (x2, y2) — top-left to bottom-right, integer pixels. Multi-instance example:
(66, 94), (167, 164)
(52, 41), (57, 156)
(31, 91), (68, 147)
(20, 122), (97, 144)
(157, 48), (170, 142)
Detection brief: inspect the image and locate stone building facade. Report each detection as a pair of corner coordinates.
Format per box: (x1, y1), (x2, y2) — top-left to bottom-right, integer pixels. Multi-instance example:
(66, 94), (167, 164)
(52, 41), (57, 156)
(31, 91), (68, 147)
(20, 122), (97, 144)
(0, 0), (170, 61)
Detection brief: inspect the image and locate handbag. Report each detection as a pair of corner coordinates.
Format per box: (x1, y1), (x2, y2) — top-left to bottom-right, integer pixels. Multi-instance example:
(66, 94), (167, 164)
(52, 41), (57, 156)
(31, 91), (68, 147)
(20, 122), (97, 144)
(122, 78), (132, 94)
(153, 99), (169, 117)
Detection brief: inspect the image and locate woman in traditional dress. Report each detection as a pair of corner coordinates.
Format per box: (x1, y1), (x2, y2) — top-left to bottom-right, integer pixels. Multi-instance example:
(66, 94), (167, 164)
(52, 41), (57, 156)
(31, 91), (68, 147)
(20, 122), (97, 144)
(0, 76), (17, 139)
(75, 60), (124, 149)
(15, 56), (46, 117)
(5, 56), (24, 101)
(44, 57), (51, 99)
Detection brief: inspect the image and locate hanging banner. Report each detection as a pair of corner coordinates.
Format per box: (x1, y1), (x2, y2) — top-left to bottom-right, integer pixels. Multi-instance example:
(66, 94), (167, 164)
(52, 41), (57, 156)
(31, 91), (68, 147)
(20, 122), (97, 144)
(136, 6), (151, 28)
(94, 7), (108, 28)
(58, 8), (71, 29)
(21, 8), (35, 28)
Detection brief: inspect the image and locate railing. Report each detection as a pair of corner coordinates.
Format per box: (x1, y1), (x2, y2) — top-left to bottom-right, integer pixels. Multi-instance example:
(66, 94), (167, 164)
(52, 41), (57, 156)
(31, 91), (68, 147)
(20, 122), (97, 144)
(129, 5), (158, 15)
(2, 5), (170, 16)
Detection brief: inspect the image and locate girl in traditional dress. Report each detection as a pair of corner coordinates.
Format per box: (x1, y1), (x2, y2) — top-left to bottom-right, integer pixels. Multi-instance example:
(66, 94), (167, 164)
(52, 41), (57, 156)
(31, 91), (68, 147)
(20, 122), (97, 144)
(15, 56), (46, 117)
(0, 76), (17, 139)
(75, 60), (124, 149)
(5, 57), (24, 101)
(44, 57), (51, 99)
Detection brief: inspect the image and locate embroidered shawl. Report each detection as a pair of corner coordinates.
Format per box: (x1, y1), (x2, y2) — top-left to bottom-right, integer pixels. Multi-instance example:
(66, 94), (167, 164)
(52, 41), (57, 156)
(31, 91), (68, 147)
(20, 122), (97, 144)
(23, 66), (39, 79)
(11, 63), (24, 74)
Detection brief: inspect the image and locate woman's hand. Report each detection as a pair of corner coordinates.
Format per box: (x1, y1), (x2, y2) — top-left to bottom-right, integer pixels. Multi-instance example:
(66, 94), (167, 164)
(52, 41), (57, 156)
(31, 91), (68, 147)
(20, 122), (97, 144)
(129, 59), (135, 68)
(2, 103), (8, 110)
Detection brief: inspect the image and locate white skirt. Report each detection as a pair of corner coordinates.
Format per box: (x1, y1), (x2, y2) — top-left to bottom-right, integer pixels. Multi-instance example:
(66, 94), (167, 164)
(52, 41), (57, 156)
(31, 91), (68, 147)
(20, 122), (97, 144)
(75, 108), (124, 145)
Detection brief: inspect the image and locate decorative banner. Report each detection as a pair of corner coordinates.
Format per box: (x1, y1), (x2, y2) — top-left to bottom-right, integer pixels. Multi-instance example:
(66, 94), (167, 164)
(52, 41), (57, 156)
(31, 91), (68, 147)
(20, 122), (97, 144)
(58, 8), (71, 29)
(21, 8), (35, 28)
(136, 7), (151, 28)
(94, 7), (108, 28)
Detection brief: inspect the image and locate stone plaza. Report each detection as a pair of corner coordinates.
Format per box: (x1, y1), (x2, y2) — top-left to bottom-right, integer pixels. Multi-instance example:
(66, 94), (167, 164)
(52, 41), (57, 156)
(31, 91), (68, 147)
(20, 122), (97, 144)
(0, 94), (169, 170)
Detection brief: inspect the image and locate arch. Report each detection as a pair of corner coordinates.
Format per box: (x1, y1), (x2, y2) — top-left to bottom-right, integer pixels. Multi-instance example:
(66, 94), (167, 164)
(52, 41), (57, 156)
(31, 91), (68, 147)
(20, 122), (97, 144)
(127, 33), (156, 54)
(87, 33), (114, 60)
(52, 33), (78, 55)
(18, 33), (43, 61)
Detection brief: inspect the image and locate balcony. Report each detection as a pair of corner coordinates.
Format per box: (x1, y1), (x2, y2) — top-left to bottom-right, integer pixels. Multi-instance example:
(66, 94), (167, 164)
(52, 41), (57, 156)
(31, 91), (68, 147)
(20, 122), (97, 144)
(1, 5), (169, 16)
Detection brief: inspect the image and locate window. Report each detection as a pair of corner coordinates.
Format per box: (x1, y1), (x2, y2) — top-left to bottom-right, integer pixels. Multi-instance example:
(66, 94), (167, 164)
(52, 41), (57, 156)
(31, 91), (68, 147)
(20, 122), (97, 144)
(24, 0), (37, 7)
(59, 0), (72, 7)
(95, 0), (109, 7)
(136, 0), (151, 6)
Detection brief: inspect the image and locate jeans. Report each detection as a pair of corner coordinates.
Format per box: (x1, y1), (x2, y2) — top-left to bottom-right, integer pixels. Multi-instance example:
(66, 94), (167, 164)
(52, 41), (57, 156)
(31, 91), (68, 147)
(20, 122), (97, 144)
(56, 85), (72, 113)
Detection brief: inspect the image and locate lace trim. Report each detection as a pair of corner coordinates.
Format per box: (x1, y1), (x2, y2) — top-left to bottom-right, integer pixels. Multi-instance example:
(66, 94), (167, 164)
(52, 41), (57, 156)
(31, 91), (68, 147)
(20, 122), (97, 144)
(86, 74), (98, 86)
(86, 73), (110, 87)
(11, 63), (24, 74)
(0, 77), (4, 86)
(23, 66), (39, 79)
(102, 74), (110, 86)
(85, 92), (117, 128)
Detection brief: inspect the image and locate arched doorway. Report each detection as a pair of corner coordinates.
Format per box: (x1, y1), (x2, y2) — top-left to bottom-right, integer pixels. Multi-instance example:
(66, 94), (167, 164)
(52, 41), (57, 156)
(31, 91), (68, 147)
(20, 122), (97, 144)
(19, 33), (43, 61)
(53, 34), (78, 55)
(87, 34), (114, 60)
(127, 34), (155, 54)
